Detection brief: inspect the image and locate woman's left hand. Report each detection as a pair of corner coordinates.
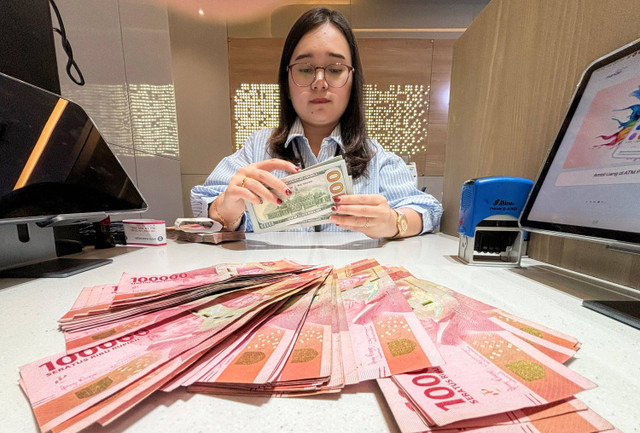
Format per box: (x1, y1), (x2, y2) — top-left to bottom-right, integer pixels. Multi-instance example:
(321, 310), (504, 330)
(329, 194), (397, 238)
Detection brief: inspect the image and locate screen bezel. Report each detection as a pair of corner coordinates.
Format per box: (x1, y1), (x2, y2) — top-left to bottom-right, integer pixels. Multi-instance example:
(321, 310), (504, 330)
(0, 71), (148, 226)
(519, 38), (640, 246)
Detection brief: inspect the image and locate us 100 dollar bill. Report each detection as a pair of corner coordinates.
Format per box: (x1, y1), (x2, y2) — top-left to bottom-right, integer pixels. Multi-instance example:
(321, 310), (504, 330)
(246, 156), (353, 233)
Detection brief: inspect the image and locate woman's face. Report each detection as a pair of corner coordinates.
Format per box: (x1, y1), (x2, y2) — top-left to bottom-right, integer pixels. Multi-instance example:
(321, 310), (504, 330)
(288, 22), (353, 132)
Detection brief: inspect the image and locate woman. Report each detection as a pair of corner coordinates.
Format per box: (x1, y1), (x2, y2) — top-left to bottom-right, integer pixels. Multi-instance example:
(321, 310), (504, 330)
(191, 7), (442, 239)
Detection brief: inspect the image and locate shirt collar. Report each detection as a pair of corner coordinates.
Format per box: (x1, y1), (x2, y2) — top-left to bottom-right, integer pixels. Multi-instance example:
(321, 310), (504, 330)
(284, 118), (343, 149)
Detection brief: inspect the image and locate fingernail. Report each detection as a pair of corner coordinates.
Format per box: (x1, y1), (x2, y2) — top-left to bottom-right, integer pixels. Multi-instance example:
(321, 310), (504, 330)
(331, 206), (338, 212)
(285, 189), (292, 196)
(277, 198), (283, 205)
(294, 166), (300, 171)
(333, 196), (341, 203)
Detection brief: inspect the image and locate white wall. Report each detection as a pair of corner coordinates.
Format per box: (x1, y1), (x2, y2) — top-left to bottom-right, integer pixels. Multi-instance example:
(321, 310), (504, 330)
(167, 11), (232, 218)
(52, 0), (183, 225)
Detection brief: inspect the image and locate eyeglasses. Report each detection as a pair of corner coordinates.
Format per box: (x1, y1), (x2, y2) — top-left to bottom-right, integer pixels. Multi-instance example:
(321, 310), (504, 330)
(287, 63), (354, 88)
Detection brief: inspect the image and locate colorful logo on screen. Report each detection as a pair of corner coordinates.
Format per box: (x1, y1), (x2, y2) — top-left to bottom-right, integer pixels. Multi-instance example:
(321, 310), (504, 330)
(596, 85), (640, 147)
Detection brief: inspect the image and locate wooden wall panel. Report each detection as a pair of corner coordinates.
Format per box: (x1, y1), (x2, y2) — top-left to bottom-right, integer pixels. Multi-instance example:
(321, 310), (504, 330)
(429, 40), (454, 124)
(359, 39), (432, 173)
(425, 122), (448, 174)
(443, 0), (640, 288)
(358, 39), (432, 85)
(228, 38), (282, 88)
(427, 39), (455, 174)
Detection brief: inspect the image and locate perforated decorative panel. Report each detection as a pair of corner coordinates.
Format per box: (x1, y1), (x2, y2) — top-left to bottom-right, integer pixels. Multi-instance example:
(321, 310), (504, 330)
(232, 83), (429, 158)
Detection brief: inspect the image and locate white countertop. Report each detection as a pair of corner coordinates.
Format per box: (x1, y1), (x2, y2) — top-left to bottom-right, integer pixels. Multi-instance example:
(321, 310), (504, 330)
(1, 232), (638, 433)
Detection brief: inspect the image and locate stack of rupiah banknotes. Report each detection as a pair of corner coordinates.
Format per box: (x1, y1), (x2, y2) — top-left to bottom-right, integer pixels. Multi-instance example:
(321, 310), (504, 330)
(165, 218), (245, 244)
(246, 155), (352, 233)
(19, 259), (620, 433)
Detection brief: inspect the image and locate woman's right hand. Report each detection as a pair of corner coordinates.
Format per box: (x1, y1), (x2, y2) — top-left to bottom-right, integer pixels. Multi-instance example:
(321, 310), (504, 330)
(210, 158), (299, 228)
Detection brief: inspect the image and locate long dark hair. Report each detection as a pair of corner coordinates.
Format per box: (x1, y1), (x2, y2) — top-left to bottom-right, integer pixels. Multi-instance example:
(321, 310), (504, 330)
(268, 7), (372, 180)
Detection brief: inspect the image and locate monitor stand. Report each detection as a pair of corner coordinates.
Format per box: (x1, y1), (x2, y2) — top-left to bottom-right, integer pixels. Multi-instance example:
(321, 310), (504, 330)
(512, 264), (640, 330)
(0, 257), (111, 278)
(0, 223), (111, 278)
(582, 300), (640, 330)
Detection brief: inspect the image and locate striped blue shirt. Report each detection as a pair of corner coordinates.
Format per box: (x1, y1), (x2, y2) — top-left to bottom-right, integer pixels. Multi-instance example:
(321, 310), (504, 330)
(191, 119), (443, 233)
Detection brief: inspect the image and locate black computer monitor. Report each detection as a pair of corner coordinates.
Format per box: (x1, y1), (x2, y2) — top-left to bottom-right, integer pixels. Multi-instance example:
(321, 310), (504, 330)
(0, 72), (147, 277)
(519, 38), (640, 329)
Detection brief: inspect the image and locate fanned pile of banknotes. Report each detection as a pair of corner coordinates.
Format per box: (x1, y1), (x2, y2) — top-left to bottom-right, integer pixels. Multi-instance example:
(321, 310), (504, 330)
(246, 155), (352, 232)
(19, 259), (620, 433)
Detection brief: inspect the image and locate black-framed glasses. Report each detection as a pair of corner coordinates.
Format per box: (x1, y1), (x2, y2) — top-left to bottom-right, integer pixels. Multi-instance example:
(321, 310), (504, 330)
(287, 62), (354, 88)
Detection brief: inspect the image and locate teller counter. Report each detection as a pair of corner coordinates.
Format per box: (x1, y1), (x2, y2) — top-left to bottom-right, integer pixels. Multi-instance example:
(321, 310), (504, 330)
(0, 232), (638, 433)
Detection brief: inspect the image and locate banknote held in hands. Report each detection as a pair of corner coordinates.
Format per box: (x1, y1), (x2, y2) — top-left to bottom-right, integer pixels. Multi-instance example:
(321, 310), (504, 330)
(246, 156), (353, 233)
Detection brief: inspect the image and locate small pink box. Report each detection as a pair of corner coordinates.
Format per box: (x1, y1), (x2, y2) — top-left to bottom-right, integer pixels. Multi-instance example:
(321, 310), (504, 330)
(123, 219), (167, 246)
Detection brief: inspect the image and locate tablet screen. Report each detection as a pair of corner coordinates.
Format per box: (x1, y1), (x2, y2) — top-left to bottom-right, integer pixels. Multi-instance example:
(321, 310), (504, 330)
(520, 39), (640, 245)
